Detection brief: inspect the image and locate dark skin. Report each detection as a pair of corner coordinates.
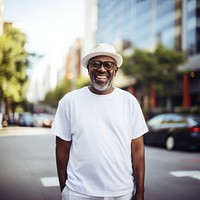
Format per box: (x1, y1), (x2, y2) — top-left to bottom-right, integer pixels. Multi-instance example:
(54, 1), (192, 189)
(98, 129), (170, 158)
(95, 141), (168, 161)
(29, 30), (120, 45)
(131, 136), (145, 200)
(55, 136), (71, 192)
(55, 55), (145, 199)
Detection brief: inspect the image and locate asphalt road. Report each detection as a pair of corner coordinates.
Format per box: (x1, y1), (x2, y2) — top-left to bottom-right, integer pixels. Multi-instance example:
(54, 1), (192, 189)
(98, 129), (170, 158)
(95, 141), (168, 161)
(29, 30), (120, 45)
(145, 145), (200, 200)
(0, 127), (60, 200)
(0, 127), (200, 200)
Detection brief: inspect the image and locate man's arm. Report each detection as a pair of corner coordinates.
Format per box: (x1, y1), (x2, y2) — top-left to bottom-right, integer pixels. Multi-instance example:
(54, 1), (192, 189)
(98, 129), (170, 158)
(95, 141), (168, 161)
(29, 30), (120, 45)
(55, 136), (71, 192)
(131, 135), (145, 200)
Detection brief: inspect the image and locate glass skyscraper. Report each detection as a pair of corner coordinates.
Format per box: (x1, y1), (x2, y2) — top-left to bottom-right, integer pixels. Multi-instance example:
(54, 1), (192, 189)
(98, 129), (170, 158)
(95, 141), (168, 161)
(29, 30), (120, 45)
(96, 1), (175, 49)
(95, 0), (200, 108)
(186, 0), (200, 55)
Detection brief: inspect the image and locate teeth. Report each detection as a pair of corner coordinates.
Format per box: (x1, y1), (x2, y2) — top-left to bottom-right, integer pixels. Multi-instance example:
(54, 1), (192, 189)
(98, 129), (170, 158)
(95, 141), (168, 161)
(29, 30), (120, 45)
(97, 75), (106, 79)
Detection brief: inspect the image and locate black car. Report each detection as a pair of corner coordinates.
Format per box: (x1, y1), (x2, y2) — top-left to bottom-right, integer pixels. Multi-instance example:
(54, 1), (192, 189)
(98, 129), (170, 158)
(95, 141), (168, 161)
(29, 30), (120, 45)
(144, 113), (200, 150)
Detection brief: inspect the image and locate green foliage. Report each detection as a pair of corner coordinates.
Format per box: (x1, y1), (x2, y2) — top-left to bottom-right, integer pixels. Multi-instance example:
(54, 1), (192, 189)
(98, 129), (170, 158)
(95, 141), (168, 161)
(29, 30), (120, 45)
(0, 23), (28, 104)
(76, 76), (90, 89)
(122, 44), (186, 95)
(43, 76), (90, 108)
(43, 78), (72, 107)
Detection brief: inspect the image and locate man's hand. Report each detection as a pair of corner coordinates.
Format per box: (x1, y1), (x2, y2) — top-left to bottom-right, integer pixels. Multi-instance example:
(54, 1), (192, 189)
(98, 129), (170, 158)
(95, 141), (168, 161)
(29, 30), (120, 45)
(132, 193), (144, 200)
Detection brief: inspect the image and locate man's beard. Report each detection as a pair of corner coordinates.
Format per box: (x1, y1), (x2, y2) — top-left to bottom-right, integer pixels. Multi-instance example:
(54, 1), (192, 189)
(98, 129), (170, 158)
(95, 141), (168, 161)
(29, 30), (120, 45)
(90, 74), (113, 92)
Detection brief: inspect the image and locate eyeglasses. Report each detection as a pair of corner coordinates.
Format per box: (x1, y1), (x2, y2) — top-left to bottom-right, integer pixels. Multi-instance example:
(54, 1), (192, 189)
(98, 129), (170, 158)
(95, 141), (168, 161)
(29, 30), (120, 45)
(88, 60), (116, 71)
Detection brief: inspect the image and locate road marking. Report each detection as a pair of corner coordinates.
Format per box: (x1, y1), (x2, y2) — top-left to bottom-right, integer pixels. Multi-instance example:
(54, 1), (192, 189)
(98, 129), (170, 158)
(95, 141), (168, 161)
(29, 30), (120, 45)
(0, 127), (50, 137)
(169, 171), (200, 181)
(40, 177), (59, 187)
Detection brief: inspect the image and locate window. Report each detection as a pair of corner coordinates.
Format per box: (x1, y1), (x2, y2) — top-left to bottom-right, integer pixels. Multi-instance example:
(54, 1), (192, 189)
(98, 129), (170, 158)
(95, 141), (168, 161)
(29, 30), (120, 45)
(163, 114), (187, 125)
(148, 114), (165, 127)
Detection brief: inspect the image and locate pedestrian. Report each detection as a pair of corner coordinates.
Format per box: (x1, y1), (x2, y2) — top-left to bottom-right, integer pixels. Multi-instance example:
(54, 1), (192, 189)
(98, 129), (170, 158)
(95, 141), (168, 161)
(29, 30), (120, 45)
(51, 43), (148, 200)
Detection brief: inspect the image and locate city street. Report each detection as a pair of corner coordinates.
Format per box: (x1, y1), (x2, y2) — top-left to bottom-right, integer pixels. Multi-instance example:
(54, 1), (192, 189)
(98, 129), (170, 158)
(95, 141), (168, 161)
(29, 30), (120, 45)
(145, 145), (200, 200)
(0, 127), (60, 200)
(0, 127), (200, 200)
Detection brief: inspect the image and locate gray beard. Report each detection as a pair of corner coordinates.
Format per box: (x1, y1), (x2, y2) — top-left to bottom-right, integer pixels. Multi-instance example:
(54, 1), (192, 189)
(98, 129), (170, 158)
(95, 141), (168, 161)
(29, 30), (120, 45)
(91, 75), (112, 91)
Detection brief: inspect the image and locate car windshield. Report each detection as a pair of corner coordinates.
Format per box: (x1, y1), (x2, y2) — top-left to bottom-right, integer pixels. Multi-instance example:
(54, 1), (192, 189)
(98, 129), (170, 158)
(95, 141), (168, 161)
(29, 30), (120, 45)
(147, 113), (200, 127)
(147, 114), (165, 127)
(163, 114), (188, 125)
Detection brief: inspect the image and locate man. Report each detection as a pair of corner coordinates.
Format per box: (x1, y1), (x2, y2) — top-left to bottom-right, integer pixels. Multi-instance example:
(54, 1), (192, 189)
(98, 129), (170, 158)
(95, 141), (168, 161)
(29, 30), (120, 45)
(51, 43), (148, 200)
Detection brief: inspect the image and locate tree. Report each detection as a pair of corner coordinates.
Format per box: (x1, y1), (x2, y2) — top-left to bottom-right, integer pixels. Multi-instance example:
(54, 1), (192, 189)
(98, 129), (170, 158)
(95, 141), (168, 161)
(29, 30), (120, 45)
(122, 44), (186, 113)
(0, 23), (28, 125)
(43, 78), (72, 108)
(43, 76), (89, 108)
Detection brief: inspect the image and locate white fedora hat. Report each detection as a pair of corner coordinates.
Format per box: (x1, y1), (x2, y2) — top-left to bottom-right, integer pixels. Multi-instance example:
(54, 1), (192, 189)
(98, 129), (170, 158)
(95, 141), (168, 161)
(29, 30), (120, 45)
(81, 43), (123, 68)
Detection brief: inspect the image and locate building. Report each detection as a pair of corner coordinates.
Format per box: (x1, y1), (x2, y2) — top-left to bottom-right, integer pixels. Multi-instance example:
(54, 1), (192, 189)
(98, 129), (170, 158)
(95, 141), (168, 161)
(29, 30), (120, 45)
(66, 39), (82, 80)
(27, 54), (66, 103)
(0, 0), (3, 35)
(94, 0), (200, 109)
(82, 0), (98, 76)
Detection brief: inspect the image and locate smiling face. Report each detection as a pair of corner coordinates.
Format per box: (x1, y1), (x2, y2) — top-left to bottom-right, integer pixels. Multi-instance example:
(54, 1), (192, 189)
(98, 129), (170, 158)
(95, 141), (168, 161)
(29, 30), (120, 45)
(87, 55), (118, 95)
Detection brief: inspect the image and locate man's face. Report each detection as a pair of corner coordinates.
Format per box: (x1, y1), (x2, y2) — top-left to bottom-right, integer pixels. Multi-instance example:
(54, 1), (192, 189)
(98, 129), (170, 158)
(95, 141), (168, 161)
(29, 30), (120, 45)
(87, 55), (118, 94)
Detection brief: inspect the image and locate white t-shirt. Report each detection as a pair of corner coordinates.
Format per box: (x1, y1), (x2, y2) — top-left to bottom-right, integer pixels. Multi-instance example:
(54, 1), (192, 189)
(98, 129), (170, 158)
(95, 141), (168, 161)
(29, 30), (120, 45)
(51, 87), (148, 197)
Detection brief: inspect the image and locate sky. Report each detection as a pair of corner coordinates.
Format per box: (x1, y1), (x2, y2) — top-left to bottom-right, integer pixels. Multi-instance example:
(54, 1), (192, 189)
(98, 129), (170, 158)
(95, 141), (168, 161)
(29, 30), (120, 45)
(3, 0), (86, 56)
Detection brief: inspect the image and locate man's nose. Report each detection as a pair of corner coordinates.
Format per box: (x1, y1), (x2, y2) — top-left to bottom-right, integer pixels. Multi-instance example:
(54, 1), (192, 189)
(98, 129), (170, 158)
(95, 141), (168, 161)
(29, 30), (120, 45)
(98, 63), (107, 72)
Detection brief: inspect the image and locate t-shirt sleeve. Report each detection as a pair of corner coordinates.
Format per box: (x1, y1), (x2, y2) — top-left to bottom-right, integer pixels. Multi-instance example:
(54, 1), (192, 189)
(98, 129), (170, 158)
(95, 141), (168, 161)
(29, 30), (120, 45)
(131, 97), (149, 139)
(50, 100), (72, 141)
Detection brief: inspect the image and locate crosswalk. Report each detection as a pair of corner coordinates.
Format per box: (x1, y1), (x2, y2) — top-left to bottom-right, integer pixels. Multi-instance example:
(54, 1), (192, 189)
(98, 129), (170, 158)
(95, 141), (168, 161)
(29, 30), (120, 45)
(41, 171), (200, 189)
(169, 171), (200, 180)
(0, 127), (50, 137)
(40, 177), (59, 187)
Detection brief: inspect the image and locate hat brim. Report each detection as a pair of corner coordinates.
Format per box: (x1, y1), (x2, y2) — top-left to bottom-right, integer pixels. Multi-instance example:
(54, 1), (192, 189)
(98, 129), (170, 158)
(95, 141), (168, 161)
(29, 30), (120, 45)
(81, 51), (123, 68)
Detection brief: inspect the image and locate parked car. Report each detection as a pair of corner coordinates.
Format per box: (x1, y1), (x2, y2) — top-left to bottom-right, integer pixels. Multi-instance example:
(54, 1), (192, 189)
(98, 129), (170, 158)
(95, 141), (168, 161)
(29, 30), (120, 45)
(17, 112), (34, 127)
(33, 113), (54, 128)
(41, 114), (54, 128)
(144, 113), (200, 150)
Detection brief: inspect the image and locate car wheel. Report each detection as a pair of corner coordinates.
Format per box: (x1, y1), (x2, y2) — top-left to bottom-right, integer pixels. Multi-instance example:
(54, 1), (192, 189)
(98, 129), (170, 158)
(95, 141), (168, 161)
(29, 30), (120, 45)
(165, 136), (175, 150)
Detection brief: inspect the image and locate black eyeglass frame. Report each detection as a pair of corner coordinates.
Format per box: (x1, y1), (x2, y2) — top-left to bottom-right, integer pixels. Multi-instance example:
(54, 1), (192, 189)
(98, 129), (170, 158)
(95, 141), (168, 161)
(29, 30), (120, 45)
(88, 60), (117, 71)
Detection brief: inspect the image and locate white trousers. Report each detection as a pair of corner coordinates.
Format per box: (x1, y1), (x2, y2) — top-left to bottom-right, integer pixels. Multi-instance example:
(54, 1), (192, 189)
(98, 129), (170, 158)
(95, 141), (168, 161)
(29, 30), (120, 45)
(61, 186), (133, 200)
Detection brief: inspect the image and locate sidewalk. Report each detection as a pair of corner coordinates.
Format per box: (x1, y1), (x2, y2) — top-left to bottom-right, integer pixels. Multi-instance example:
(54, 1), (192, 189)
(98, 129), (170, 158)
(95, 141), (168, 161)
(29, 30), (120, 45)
(0, 126), (51, 137)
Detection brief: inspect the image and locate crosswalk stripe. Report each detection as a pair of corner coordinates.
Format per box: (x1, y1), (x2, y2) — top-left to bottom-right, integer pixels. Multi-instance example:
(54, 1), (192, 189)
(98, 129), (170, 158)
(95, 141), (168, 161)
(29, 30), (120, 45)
(40, 177), (59, 187)
(169, 171), (200, 181)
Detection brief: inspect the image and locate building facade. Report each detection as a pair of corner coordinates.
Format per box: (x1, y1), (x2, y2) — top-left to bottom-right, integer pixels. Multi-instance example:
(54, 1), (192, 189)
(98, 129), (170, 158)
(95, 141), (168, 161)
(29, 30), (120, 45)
(65, 38), (82, 89)
(95, 0), (200, 109)
(0, 0), (3, 35)
(27, 54), (65, 103)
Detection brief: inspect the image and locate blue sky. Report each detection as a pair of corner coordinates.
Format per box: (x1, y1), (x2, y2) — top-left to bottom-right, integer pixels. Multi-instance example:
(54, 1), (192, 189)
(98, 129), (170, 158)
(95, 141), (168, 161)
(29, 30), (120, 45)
(4, 0), (86, 56)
